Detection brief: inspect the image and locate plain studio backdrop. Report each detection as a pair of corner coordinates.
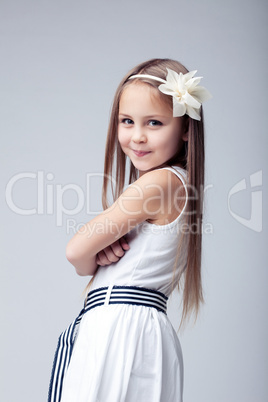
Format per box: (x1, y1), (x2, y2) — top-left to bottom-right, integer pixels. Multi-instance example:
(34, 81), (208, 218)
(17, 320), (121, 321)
(1, 0), (267, 401)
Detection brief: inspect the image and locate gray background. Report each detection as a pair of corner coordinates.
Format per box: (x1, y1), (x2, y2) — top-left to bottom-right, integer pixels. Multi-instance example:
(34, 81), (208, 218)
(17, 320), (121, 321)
(1, 0), (267, 401)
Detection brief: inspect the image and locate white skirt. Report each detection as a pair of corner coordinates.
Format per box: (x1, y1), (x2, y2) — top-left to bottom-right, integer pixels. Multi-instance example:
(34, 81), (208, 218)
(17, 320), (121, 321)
(60, 304), (183, 402)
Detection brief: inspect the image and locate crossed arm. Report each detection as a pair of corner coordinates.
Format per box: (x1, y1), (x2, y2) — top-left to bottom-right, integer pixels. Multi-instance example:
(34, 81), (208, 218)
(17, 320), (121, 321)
(65, 169), (184, 276)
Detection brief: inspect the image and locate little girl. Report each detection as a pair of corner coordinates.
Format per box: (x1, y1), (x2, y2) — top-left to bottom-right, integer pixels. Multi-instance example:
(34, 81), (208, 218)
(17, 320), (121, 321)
(48, 58), (211, 402)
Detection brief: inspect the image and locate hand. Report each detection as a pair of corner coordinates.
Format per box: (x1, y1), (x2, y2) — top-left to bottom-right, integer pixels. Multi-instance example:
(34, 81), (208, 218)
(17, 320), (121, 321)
(96, 236), (130, 266)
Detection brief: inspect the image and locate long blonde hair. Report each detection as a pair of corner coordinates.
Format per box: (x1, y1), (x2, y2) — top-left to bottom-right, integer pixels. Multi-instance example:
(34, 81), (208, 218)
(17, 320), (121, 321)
(93, 58), (204, 324)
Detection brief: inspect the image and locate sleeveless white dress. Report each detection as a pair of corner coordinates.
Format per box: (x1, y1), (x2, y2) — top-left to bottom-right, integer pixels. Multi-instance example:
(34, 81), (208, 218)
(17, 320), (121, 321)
(60, 166), (188, 402)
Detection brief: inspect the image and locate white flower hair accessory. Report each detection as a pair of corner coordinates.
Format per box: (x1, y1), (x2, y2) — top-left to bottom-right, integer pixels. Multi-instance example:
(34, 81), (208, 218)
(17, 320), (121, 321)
(129, 68), (212, 121)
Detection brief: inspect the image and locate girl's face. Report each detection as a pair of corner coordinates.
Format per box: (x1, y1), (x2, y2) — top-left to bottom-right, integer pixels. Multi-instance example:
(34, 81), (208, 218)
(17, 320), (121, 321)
(118, 82), (188, 176)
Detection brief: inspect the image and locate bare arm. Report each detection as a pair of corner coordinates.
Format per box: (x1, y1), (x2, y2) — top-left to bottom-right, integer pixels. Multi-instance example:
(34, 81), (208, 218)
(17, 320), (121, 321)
(66, 169), (184, 276)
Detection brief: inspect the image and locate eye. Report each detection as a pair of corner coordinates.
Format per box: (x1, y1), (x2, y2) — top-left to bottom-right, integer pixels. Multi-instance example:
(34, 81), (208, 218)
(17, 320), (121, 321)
(148, 120), (163, 127)
(121, 118), (134, 125)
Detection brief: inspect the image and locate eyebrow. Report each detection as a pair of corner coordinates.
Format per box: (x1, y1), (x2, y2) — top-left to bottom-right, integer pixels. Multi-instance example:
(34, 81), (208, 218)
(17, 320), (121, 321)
(118, 113), (168, 119)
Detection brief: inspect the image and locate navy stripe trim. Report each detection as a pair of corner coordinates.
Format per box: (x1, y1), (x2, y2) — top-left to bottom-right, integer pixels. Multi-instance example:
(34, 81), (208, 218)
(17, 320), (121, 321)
(86, 285), (168, 300)
(83, 286), (168, 315)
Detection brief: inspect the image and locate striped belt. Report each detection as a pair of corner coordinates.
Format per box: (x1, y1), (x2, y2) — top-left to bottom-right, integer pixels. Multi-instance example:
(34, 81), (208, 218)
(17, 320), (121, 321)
(84, 285), (168, 314)
(48, 285), (168, 402)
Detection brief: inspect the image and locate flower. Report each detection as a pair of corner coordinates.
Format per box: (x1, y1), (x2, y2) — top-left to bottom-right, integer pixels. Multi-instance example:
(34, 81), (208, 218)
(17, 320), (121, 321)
(158, 69), (212, 120)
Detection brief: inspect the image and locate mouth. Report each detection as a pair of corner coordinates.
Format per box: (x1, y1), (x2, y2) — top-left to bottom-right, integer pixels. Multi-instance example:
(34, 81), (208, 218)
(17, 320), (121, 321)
(132, 150), (151, 157)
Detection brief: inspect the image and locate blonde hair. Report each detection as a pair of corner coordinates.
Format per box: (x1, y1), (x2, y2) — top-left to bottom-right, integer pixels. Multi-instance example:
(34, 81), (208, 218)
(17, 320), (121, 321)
(94, 58), (204, 324)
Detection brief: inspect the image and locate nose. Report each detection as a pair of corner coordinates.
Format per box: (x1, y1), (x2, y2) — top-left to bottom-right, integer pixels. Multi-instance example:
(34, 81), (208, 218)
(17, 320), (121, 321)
(132, 126), (147, 143)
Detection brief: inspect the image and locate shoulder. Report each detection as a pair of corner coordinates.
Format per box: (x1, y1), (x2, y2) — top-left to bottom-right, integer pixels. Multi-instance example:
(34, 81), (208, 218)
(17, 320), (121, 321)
(117, 168), (186, 224)
(121, 169), (174, 199)
(132, 167), (185, 195)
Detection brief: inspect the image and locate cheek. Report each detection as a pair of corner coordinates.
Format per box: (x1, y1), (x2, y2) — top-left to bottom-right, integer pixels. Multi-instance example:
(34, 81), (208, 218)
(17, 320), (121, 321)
(117, 127), (123, 144)
(168, 125), (184, 147)
(156, 129), (180, 149)
(158, 131), (182, 156)
(118, 129), (128, 149)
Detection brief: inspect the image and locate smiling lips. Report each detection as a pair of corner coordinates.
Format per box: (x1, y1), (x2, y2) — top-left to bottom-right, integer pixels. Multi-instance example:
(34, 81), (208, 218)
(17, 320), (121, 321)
(132, 150), (151, 157)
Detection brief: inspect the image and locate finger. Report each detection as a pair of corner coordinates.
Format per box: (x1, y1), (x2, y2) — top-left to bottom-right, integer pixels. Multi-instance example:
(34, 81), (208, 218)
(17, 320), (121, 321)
(96, 251), (111, 266)
(110, 241), (125, 258)
(96, 255), (106, 266)
(103, 247), (120, 263)
(119, 236), (130, 251)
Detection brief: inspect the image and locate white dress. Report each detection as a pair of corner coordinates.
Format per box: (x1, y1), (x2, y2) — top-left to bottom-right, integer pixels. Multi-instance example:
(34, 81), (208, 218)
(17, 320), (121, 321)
(60, 166), (188, 402)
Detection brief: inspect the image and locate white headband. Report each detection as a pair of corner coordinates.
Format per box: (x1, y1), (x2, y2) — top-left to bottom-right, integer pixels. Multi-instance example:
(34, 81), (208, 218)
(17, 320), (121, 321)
(129, 68), (212, 121)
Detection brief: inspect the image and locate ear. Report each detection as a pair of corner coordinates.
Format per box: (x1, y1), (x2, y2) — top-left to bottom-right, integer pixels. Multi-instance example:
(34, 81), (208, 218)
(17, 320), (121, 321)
(182, 117), (189, 142)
